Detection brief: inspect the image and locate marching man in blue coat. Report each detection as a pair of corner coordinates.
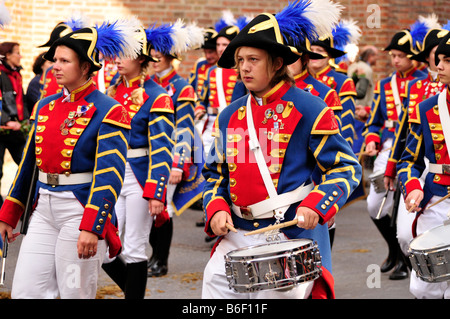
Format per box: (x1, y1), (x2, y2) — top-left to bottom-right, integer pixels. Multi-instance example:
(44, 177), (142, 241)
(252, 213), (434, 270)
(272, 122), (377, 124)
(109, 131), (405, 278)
(201, 0), (361, 299)
(0, 21), (140, 299)
(397, 31), (450, 299)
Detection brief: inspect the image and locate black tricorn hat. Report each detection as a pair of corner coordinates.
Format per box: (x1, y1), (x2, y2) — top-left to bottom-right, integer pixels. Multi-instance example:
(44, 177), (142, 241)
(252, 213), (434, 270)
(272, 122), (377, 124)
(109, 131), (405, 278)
(413, 28), (450, 63)
(202, 27), (218, 50)
(218, 13), (302, 69)
(43, 27), (103, 71)
(384, 30), (418, 57)
(136, 27), (158, 63)
(311, 36), (346, 58)
(38, 22), (73, 48)
(434, 31), (450, 66)
(215, 25), (240, 42)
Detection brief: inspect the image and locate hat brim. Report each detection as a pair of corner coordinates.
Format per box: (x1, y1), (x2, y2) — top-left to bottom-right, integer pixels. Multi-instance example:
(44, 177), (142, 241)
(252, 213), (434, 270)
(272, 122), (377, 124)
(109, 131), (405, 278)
(43, 36), (102, 72)
(218, 40), (302, 69)
(311, 42), (346, 59)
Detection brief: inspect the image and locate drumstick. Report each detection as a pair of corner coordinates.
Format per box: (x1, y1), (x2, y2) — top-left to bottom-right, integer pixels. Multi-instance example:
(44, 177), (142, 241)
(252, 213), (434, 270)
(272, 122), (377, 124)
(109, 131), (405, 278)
(225, 222), (237, 233)
(428, 193), (450, 209)
(244, 218), (301, 236)
(408, 203), (417, 213)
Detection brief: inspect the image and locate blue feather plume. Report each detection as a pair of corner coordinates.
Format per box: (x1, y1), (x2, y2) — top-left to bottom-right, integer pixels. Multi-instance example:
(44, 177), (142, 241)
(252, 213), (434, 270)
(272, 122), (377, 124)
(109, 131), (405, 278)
(235, 15), (252, 31)
(65, 11), (89, 32)
(410, 20), (430, 50)
(332, 22), (352, 51)
(443, 20), (450, 31)
(94, 19), (141, 59)
(275, 0), (319, 46)
(145, 23), (175, 55)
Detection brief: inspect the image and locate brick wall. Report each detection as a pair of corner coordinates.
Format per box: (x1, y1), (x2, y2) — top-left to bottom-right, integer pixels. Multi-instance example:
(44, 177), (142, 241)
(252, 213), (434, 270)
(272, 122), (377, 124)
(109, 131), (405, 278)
(2, 0), (450, 89)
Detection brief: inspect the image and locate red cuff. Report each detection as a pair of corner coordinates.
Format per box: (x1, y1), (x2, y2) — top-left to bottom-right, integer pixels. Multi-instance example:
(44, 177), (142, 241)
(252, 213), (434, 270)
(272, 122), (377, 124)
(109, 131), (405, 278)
(385, 160), (397, 178)
(405, 178), (422, 196)
(365, 133), (380, 146)
(298, 191), (339, 224)
(143, 180), (167, 204)
(79, 206), (107, 239)
(204, 198), (231, 237)
(0, 198), (24, 229)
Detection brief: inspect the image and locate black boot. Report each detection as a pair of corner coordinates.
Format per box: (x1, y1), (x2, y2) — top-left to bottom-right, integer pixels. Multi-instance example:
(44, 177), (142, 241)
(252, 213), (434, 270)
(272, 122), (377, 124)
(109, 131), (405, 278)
(148, 218), (173, 277)
(389, 250), (409, 280)
(124, 261), (148, 299)
(101, 258), (127, 291)
(329, 227), (336, 249)
(147, 221), (159, 269)
(371, 215), (398, 273)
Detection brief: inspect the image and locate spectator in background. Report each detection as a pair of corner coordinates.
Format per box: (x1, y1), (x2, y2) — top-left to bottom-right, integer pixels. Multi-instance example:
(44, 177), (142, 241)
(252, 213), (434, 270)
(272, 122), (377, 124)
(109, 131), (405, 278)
(0, 41), (29, 207)
(348, 45), (379, 122)
(26, 51), (53, 112)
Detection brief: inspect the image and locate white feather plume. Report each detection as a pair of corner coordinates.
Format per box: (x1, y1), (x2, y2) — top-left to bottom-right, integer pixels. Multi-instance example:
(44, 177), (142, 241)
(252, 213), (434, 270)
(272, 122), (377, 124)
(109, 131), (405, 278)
(186, 21), (205, 50)
(304, 0), (343, 38)
(170, 19), (189, 55)
(113, 17), (144, 59)
(0, 0), (11, 28)
(418, 13), (442, 30)
(341, 18), (362, 44)
(222, 10), (236, 26)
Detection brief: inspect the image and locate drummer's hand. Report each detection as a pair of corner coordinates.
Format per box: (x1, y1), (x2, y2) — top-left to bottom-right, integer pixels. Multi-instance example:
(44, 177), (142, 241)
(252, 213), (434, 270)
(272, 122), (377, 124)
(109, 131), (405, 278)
(384, 176), (396, 191)
(405, 190), (423, 213)
(0, 221), (19, 243)
(296, 207), (320, 230)
(194, 109), (206, 120)
(77, 230), (98, 259)
(365, 141), (378, 156)
(169, 169), (183, 184)
(149, 199), (164, 216)
(210, 210), (233, 236)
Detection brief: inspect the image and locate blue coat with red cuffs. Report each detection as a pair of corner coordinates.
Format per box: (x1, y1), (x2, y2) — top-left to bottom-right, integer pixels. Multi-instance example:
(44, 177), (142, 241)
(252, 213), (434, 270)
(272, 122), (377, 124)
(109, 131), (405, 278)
(202, 81), (362, 299)
(313, 65), (357, 147)
(152, 69), (196, 179)
(0, 80), (131, 257)
(111, 75), (175, 204)
(397, 87), (450, 236)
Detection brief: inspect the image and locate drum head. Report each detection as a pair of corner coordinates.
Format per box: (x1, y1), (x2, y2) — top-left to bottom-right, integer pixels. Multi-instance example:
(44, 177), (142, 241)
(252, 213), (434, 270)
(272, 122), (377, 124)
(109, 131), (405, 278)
(410, 223), (450, 251)
(368, 170), (384, 179)
(227, 239), (311, 258)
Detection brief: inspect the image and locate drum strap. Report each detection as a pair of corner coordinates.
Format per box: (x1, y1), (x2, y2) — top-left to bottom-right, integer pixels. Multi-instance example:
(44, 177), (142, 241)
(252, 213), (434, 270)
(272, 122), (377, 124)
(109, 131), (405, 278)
(438, 91), (450, 157)
(390, 73), (402, 118)
(231, 96), (313, 220)
(216, 67), (227, 113)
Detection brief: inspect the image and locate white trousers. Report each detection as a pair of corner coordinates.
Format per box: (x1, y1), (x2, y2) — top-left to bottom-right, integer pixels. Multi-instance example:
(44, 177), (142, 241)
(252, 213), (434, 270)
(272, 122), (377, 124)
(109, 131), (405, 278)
(166, 182), (177, 218)
(202, 114), (216, 156)
(12, 190), (107, 299)
(108, 162), (152, 264)
(409, 195), (450, 299)
(202, 230), (314, 299)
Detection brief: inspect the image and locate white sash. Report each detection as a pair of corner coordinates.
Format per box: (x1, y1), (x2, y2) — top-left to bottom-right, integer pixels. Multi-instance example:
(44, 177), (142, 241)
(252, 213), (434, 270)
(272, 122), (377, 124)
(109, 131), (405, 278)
(390, 73), (402, 117)
(232, 95), (312, 219)
(438, 91), (450, 156)
(215, 67), (227, 113)
(97, 64), (106, 93)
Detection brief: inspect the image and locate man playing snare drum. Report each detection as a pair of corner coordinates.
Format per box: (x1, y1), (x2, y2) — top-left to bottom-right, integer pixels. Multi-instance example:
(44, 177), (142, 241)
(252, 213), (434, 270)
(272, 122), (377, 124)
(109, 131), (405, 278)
(362, 27), (426, 279)
(397, 32), (450, 299)
(201, 0), (361, 299)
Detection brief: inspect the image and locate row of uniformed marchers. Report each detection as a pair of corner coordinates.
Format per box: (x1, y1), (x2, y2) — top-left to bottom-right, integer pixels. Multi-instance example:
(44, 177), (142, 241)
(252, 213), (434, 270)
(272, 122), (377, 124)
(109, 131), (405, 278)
(0, 0), (448, 300)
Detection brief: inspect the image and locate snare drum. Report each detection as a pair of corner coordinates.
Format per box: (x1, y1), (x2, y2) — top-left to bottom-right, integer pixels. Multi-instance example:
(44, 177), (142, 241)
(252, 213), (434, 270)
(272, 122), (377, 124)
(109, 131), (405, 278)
(224, 239), (322, 293)
(408, 223), (450, 283)
(368, 170), (386, 193)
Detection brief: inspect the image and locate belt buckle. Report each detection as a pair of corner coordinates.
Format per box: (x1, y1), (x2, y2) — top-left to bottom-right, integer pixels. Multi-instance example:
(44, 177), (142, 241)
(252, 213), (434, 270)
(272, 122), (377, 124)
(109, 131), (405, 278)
(240, 206), (253, 220)
(443, 164), (450, 175)
(46, 173), (59, 185)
